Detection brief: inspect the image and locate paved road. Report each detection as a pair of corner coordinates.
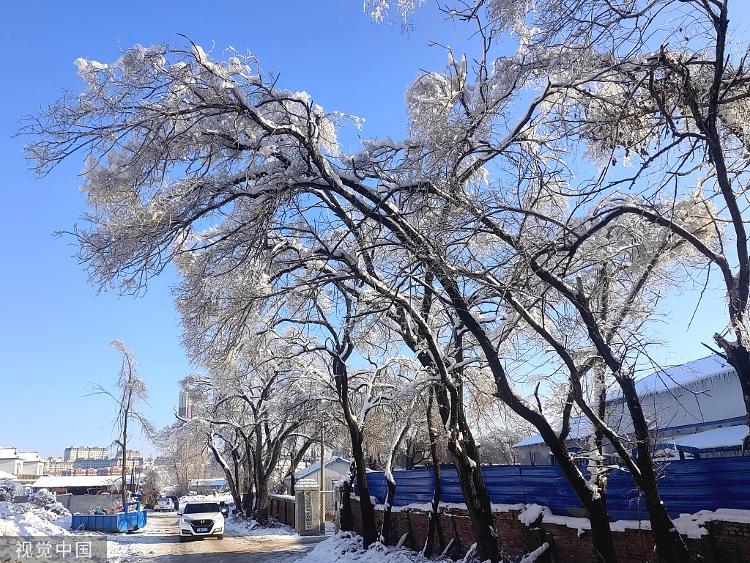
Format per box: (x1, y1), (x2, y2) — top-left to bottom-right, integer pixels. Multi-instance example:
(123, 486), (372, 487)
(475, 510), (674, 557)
(107, 511), (326, 562)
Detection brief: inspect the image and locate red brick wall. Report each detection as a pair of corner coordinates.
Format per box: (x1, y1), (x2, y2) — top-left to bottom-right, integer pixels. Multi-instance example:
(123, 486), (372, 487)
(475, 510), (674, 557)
(269, 495), (295, 527)
(347, 499), (750, 562)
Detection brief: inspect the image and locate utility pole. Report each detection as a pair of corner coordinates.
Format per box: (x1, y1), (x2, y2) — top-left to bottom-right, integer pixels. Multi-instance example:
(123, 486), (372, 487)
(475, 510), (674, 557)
(319, 423), (325, 534)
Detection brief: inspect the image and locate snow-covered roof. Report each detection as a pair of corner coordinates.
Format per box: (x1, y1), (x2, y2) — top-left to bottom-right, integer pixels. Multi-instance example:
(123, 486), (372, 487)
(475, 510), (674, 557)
(608, 354), (735, 401)
(0, 470), (17, 480)
(674, 424), (749, 450)
(293, 456), (351, 480)
(0, 448), (18, 460)
(513, 416), (592, 448)
(17, 452), (42, 462)
(31, 475), (122, 489)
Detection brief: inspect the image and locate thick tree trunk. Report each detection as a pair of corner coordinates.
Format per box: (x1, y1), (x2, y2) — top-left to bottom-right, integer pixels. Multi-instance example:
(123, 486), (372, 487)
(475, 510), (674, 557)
(332, 351), (377, 547)
(619, 377), (692, 563)
(339, 465), (355, 532)
(207, 440), (243, 516)
(545, 432), (618, 563)
(716, 336), (750, 452)
(441, 394), (499, 563)
(423, 389), (444, 557)
(350, 428), (377, 546)
(448, 440), (499, 563)
(255, 472), (270, 524)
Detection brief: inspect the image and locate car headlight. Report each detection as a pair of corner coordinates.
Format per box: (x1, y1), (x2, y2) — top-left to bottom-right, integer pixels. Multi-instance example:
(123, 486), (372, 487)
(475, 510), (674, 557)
(182, 517), (192, 523)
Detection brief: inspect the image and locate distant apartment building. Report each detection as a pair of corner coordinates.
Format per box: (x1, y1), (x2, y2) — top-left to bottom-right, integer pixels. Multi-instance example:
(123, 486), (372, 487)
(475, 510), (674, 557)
(63, 446), (109, 463)
(178, 390), (194, 418)
(72, 458), (112, 470)
(113, 450), (144, 469)
(153, 456), (173, 467)
(44, 457), (74, 475)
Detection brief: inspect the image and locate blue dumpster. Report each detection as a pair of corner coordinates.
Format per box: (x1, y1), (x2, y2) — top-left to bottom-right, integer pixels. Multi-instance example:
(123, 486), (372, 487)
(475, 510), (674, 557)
(71, 501), (147, 532)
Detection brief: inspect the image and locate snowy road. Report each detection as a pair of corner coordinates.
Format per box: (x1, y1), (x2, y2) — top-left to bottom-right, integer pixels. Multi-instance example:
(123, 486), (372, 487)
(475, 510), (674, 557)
(107, 511), (325, 562)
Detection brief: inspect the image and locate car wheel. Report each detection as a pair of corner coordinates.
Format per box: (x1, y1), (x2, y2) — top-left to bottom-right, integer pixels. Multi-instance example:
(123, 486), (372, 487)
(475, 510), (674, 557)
(216, 535), (224, 540)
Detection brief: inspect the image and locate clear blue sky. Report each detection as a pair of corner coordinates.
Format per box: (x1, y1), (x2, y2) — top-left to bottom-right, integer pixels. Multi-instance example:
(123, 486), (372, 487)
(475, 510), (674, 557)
(0, 2), (743, 458)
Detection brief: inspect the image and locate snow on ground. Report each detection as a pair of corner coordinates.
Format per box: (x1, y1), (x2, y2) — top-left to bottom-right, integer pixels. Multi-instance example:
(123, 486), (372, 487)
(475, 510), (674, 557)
(224, 515), (296, 536)
(0, 501), (71, 537)
(295, 531), (449, 563)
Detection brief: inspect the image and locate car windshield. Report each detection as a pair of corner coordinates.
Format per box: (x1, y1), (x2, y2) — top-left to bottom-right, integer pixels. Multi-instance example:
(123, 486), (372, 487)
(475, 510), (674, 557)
(184, 503), (220, 514)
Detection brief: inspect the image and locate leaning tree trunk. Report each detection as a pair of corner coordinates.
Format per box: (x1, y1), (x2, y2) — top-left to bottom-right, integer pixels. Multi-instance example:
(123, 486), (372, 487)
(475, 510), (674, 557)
(381, 474), (397, 543)
(423, 388), (444, 557)
(435, 383), (500, 563)
(381, 420), (410, 543)
(333, 353), (378, 547)
(544, 428), (618, 563)
(446, 294), (620, 563)
(207, 439), (243, 516)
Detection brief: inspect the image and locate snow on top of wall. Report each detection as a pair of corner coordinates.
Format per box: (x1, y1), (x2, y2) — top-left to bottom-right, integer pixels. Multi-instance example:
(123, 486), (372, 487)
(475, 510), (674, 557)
(516, 502), (750, 540)
(674, 424), (749, 449)
(372, 500), (527, 514)
(608, 354), (735, 402)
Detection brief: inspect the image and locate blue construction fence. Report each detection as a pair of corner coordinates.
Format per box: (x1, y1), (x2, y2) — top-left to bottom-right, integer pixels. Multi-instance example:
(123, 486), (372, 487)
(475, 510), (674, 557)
(362, 456), (750, 520)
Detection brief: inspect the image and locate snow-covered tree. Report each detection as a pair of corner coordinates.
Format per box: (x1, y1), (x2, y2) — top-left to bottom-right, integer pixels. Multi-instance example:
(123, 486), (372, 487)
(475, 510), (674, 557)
(25, 5), (739, 558)
(91, 340), (152, 510)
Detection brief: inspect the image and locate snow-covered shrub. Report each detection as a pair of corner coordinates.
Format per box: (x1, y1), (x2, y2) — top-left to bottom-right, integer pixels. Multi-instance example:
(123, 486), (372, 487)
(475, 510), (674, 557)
(28, 489), (69, 516)
(0, 479), (15, 502)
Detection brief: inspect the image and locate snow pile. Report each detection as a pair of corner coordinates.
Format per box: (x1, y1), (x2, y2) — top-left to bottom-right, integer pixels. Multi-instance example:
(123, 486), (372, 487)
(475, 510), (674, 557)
(0, 480), (15, 502)
(27, 489), (70, 517)
(296, 531), (449, 563)
(518, 504), (551, 526)
(670, 508), (750, 539)
(0, 501), (70, 536)
(224, 515), (296, 537)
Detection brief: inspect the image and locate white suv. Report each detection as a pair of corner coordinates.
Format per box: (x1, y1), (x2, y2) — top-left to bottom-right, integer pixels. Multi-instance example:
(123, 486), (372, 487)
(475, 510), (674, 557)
(179, 501), (224, 540)
(154, 498), (174, 512)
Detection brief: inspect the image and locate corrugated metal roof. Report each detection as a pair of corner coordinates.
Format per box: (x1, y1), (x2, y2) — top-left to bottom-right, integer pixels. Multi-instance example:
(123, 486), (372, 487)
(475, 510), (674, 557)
(674, 424), (749, 450)
(608, 354), (735, 401)
(513, 415), (592, 448)
(294, 456), (351, 480)
(31, 475), (122, 488)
